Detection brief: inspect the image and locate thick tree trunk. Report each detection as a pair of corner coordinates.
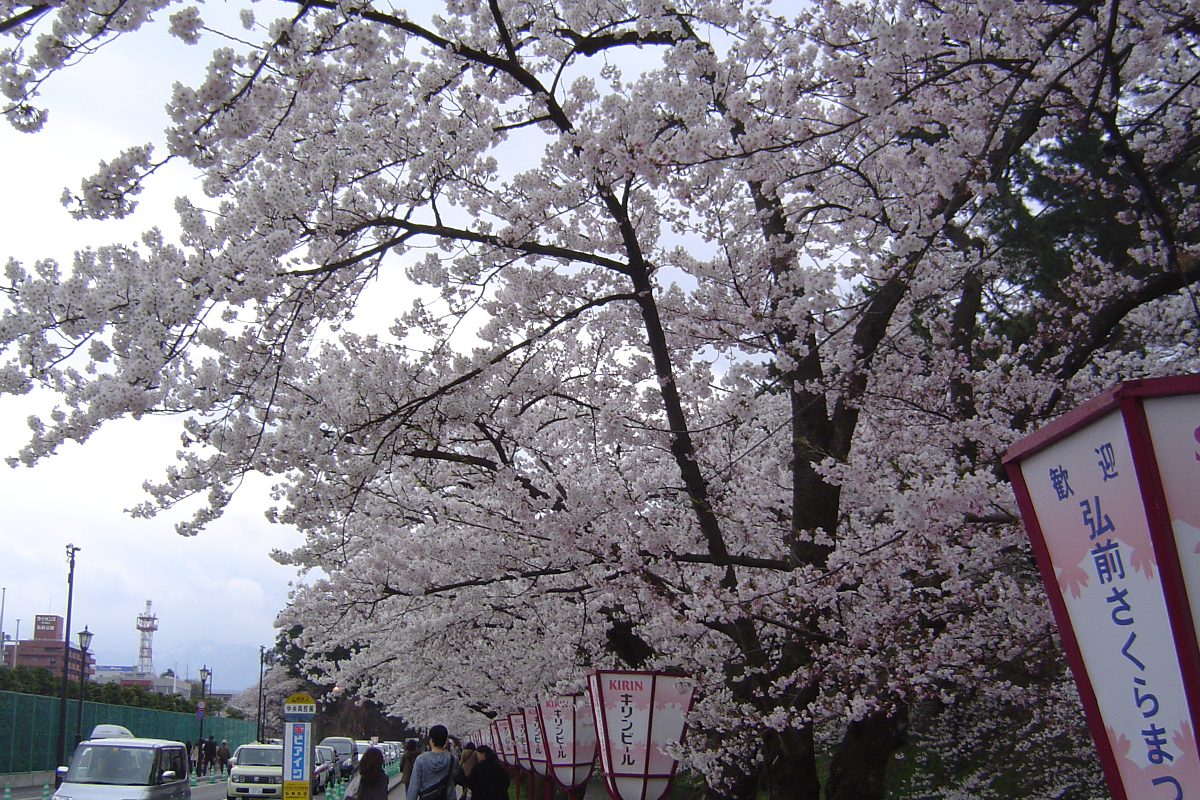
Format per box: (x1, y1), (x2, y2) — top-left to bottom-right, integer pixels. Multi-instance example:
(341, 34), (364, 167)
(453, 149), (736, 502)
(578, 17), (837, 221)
(761, 726), (821, 800)
(823, 705), (909, 800)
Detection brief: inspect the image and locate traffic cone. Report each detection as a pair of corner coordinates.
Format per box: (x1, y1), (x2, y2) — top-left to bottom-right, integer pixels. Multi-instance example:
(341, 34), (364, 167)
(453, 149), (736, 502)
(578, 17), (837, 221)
(42, 780), (51, 800)
(5, 782), (12, 800)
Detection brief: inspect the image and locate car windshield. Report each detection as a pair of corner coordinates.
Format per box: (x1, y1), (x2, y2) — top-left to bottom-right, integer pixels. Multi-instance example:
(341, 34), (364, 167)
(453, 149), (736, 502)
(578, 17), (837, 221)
(64, 745), (156, 786)
(236, 748), (283, 767)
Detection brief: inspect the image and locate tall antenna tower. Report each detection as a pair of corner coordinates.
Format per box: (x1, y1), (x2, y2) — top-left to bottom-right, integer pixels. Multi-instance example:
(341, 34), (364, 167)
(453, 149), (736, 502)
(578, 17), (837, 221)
(136, 600), (158, 676)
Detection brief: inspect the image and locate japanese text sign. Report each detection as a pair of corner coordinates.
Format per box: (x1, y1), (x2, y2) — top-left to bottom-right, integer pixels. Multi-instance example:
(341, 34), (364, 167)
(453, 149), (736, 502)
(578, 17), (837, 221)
(588, 670), (694, 800)
(537, 694), (598, 791)
(496, 716), (516, 767)
(510, 712), (531, 771)
(283, 720), (311, 800)
(523, 707), (549, 776)
(1005, 374), (1200, 800)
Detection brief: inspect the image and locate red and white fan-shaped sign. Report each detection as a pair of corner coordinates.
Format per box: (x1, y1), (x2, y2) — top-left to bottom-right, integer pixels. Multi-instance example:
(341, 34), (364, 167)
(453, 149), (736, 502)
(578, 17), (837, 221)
(496, 716), (517, 767)
(1004, 374), (1200, 800)
(588, 671), (695, 800)
(536, 695), (598, 793)
(522, 707), (549, 776)
(510, 712), (532, 771)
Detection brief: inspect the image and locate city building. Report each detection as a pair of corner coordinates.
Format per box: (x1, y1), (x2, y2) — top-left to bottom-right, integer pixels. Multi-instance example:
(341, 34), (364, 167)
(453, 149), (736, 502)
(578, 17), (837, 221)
(0, 614), (93, 681)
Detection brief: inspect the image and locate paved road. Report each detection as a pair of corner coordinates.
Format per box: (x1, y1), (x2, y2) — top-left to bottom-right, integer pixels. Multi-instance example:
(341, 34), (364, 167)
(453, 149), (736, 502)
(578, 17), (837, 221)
(3, 778), (348, 800)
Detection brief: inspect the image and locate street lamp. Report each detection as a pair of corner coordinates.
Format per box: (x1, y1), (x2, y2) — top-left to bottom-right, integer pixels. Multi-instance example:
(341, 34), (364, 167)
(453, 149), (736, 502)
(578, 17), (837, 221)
(75, 627), (92, 746)
(55, 544), (80, 767)
(256, 646), (266, 743)
(198, 665), (211, 746)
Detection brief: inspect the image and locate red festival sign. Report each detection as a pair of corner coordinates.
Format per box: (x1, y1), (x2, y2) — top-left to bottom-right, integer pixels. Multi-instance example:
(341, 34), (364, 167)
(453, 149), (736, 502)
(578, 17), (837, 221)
(588, 670), (694, 800)
(522, 707), (549, 777)
(1004, 374), (1200, 800)
(536, 694), (598, 794)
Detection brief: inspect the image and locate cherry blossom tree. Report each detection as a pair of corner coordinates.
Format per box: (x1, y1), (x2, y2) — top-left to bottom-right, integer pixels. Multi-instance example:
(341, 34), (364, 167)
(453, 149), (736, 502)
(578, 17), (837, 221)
(4, 0), (1200, 797)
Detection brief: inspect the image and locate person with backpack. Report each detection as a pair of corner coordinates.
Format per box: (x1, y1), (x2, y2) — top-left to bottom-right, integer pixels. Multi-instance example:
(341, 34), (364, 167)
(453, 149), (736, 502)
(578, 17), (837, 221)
(455, 742), (478, 800)
(407, 726), (457, 800)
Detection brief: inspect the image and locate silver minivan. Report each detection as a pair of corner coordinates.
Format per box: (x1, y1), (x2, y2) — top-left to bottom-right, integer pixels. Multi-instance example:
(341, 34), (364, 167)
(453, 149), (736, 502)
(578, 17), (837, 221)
(53, 738), (191, 800)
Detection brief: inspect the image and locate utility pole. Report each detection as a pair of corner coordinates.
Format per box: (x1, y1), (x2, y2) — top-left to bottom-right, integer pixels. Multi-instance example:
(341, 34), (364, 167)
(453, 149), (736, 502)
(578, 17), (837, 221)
(256, 646), (267, 742)
(55, 544), (80, 767)
(1, 587), (7, 662)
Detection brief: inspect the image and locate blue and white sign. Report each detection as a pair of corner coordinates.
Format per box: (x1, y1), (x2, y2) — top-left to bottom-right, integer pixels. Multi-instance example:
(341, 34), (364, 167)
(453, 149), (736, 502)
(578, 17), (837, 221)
(285, 721), (311, 782)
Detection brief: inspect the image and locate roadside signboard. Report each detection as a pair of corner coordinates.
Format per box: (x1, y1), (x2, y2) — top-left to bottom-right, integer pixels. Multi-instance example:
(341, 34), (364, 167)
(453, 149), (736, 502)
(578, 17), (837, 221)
(282, 693), (315, 800)
(1004, 374), (1200, 800)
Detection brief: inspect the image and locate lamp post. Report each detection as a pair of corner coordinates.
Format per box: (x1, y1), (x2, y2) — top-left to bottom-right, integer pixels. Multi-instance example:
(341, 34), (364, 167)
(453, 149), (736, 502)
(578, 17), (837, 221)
(1, 587), (7, 664)
(55, 544), (80, 767)
(198, 665), (211, 748)
(256, 646), (266, 742)
(75, 626), (92, 746)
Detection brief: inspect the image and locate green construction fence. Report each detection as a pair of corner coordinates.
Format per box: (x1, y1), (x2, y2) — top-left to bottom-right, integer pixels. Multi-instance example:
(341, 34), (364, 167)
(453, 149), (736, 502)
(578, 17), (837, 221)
(0, 690), (258, 774)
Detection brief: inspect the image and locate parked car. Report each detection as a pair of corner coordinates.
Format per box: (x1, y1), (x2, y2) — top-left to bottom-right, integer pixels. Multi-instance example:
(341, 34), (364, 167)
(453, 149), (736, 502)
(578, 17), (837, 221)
(226, 744), (283, 800)
(53, 738), (190, 800)
(317, 737), (358, 780)
(88, 725), (134, 740)
(312, 747), (337, 794)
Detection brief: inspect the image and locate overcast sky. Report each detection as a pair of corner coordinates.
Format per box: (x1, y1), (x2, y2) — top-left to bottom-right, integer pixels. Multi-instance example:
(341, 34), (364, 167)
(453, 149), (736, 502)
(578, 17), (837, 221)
(0, 0), (310, 694)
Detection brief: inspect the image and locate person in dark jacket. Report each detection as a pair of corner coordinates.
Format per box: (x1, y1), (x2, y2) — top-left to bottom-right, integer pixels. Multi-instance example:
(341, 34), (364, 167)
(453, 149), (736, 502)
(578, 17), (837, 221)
(202, 736), (218, 776)
(347, 747), (390, 800)
(400, 740), (419, 791)
(456, 742), (478, 800)
(465, 746), (509, 800)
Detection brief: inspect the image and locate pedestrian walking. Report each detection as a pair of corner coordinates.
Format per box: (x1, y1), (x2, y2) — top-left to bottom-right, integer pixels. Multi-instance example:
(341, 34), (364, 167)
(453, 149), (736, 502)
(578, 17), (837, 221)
(203, 736), (218, 777)
(464, 747), (508, 800)
(406, 726), (457, 800)
(217, 741), (232, 776)
(456, 742), (478, 800)
(400, 740), (419, 792)
(346, 747), (389, 800)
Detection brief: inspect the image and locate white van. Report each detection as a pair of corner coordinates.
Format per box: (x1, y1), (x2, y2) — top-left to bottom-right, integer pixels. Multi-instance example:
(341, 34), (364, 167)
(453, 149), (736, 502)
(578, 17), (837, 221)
(53, 738), (191, 800)
(226, 744), (283, 800)
(89, 725), (135, 740)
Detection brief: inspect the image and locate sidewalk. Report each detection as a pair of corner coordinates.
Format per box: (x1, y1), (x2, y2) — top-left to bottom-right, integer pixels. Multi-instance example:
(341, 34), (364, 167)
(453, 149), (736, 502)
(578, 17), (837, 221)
(0, 772), (55, 798)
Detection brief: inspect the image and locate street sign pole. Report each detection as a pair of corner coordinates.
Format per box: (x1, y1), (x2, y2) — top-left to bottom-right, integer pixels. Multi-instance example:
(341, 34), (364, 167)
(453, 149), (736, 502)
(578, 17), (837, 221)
(283, 692), (316, 800)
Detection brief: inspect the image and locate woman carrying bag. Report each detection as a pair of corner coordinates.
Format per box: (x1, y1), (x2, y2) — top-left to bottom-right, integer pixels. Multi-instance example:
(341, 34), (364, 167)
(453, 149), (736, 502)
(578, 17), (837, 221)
(346, 747), (390, 800)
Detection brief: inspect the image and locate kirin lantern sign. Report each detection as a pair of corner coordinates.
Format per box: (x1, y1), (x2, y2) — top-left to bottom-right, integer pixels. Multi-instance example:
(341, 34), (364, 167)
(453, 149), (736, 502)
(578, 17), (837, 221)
(523, 707), (549, 777)
(511, 712), (532, 771)
(1004, 374), (1200, 800)
(496, 717), (517, 767)
(588, 670), (695, 800)
(536, 694), (598, 795)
